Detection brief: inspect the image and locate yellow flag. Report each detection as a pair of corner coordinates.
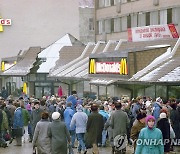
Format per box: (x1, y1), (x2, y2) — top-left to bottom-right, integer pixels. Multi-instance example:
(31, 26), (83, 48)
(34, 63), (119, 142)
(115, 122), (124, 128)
(23, 82), (27, 94)
(1, 61), (5, 71)
(0, 24), (3, 32)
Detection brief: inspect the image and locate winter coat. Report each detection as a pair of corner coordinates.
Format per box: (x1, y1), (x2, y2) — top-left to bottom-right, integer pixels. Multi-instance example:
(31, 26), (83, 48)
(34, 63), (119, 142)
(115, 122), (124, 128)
(85, 112), (104, 146)
(170, 108), (180, 139)
(157, 118), (170, 152)
(48, 119), (70, 154)
(13, 107), (23, 128)
(110, 109), (130, 138)
(32, 119), (51, 154)
(1, 110), (9, 131)
(31, 108), (43, 134)
(64, 107), (75, 131)
(70, 110), (88, 134)
(152, 102), (162, 121)
(131, 120), (145, 150)
(22, 108), (30, 126)
(135, 126), (164, 154)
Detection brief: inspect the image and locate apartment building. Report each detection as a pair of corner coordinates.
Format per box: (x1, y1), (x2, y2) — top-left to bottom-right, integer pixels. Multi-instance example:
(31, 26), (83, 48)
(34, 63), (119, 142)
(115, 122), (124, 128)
(95, 0), (180, 41)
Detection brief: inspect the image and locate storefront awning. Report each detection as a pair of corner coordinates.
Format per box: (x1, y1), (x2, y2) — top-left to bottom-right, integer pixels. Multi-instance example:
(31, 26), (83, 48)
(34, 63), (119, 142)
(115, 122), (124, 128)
(1, 47), (41, 76)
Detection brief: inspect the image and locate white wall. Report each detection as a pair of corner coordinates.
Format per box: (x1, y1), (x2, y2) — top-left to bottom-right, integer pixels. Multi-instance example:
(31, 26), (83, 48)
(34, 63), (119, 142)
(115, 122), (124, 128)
(0, 0), (79, 60)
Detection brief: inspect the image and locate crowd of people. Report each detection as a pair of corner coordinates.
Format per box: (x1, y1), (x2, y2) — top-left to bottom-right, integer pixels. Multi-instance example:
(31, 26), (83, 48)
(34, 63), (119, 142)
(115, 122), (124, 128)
(0, 91), (180, 154)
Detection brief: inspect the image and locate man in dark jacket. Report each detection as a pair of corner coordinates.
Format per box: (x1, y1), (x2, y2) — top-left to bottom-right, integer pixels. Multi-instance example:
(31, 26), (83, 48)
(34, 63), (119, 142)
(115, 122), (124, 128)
(86, 103), (104, 154)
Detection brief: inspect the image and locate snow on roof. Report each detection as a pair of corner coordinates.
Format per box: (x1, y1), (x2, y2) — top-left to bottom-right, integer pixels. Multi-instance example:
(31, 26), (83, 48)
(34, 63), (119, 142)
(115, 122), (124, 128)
(159, 66), (180, 82)
(37, 34), (73, 73)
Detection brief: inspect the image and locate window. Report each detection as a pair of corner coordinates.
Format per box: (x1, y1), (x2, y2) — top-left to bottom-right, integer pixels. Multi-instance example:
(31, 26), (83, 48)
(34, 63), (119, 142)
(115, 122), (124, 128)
(89, 18), (94, 31)
(160, 10), (167, 24)
(127, 15), (131, 28)
(150, 11), (159, 25)
(99, 0), (104, 8)
(131, 13), (138, 27)
(138, 13), (146, 26)
(97, 20), (103, 34)
(105, 0), (111, 7)
(114, 0), (120, 5)
(146, 12), (150, 26)
(167, 8), (172, 24)
(121, 16), (127, 31)
(114, 17), (121, 32)
(105, 19), (111, 33)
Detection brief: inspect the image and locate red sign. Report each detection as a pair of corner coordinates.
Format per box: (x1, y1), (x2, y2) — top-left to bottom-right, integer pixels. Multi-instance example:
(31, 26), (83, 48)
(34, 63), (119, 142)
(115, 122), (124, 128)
(128, 24), (179, 42)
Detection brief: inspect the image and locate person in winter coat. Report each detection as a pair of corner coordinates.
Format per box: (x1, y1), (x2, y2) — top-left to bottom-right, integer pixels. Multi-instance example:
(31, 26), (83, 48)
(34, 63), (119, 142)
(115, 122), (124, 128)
(48, 112), (70, 154)
(98, 105), (109, 147)
(135, 115), (164, 154)
(110, 102), (130, 154)
(85, 103), (104, 154)
(64, 102), (76, 148)
(32, 112), (51, 154)
(130, 112), (146, 152)
(152, 97), (163, 121)
(31, 100), (43, 136)
(70, 104), (88, 154)
(157, 112), (170, 153)
(13, 101), (24, 146)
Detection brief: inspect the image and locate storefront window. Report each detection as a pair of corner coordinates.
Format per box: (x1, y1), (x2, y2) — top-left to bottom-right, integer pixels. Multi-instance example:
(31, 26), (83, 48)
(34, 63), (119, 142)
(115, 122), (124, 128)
(168, 86), (180, 99)
(99, 85), (106, 100)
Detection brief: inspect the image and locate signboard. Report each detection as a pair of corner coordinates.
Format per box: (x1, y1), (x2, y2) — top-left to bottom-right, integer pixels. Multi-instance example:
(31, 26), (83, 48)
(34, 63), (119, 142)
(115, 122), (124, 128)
(0, 18), (12, 32)
(128, 24), (179, 42)
(89, 58), (128, 75)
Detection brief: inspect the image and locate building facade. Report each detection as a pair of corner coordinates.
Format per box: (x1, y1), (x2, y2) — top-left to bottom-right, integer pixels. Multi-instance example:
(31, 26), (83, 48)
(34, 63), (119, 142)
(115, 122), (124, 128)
(95, 0), (180, 41)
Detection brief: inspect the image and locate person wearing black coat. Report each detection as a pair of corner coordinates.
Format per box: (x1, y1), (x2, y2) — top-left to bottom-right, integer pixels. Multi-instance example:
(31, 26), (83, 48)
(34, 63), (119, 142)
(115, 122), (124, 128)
(157, 112), (170, 152)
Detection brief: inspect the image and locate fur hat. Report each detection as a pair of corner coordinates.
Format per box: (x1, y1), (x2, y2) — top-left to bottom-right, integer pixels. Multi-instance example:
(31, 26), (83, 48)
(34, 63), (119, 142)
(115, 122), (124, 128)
(52, 112), (60, 120)
(146, 115), (155, 123)
(160, 112), (167, 119)
(156, 97), (162, 103)
(76, 104), (83, 111)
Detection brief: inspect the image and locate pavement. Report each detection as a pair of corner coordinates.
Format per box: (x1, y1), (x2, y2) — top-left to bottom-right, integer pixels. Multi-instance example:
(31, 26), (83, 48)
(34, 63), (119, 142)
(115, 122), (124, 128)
(0, 136), (134, 154)
(0, 137), (179, 154)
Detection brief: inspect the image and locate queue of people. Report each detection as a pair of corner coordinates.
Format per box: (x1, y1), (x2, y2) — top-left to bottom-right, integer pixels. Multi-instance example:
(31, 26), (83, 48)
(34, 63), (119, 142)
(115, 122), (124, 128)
(0, 93), (180, 154)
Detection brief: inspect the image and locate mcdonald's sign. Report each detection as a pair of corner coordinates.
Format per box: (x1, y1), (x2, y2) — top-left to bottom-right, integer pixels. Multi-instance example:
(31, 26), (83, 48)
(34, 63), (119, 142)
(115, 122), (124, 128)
(89, 59), (96, 74)
(89, 58), (128, 75)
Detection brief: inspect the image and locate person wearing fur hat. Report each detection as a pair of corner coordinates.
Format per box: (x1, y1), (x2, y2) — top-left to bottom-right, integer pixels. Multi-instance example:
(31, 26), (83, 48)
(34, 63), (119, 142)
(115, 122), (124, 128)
(48, 112), (70, 154)
(131, 112), (146, 152)
(135, 115), (164, 154)
(156, 112), (170, 153)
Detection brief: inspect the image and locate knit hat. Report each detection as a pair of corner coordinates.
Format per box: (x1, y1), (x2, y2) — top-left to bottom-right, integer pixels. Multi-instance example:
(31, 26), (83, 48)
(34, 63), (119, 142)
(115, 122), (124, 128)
(145, 115), (155, 123)
(52, 112), (60, 120)
(160, 112), (167, 119)
(76, 104), (83, 111)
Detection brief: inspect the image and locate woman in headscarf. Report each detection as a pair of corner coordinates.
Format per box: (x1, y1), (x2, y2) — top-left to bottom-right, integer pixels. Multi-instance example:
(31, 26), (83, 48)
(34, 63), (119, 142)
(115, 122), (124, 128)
(135, 115), (164, 154)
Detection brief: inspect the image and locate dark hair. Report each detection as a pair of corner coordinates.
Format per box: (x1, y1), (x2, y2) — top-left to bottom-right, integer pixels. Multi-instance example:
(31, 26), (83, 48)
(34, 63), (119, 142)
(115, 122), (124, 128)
(41, 112), (49, 119)
(99, 105), (104, 110)
(137, 112), (146, 120)
(91, 104), (98, 111)
(115, 102), (122, 109)
(40, 100), (46, 106)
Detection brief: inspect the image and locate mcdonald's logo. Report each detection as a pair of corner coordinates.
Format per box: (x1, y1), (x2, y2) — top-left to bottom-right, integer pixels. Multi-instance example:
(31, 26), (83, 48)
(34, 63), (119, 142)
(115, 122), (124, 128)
(120, 58), (128, 75)
(89, 59), (96, 74)
(1, 61), (5, 71)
